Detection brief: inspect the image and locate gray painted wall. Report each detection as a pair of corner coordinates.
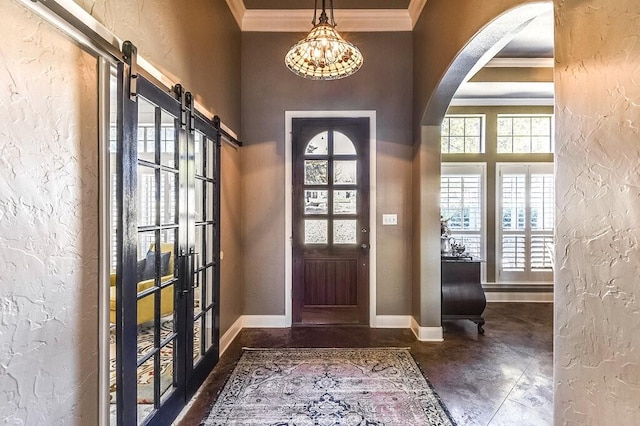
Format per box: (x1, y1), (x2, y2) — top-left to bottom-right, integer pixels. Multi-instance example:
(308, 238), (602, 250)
(241, 31), (414, 316)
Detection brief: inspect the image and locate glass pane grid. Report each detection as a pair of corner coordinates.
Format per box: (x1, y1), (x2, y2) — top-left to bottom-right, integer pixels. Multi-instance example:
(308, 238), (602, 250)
(334, 220), (357, 244)
(441, 115), (484, 153)
(304, 219), (328, 244)
(305, 131), (329, 155)
(497, 115), (553, 153)
(304, 160), (328, 185)
(304, 190), (328, 215)
(334, 161), (357, 185)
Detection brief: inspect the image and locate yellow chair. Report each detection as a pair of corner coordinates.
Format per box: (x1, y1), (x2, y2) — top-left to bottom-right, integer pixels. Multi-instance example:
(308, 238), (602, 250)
(110, 243), (175, 325)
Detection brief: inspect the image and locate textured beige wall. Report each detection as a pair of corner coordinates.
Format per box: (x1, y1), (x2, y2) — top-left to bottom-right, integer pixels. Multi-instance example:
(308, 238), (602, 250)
(76, 0), (241, 131)
(0, 1), (99, 422)
(554, 0), (640, 423)
(241, 31), (413, 316)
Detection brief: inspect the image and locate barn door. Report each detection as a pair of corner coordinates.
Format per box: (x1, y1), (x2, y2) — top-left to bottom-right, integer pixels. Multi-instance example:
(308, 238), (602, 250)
(112, 51), (220, 426)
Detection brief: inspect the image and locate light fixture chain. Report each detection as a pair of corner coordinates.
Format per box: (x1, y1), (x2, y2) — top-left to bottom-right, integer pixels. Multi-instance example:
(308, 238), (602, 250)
(330, 0), (335, 26)
(312, 0), (318, 25)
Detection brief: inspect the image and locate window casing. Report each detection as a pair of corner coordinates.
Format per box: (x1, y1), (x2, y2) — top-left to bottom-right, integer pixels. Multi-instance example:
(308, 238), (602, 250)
(497, 163), (554, 283)
(441, 164), (486, 261)
(441, 115), (485, 153)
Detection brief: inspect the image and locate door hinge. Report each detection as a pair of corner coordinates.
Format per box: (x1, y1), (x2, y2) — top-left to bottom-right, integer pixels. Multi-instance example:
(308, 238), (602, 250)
(122, 41), (138, 102)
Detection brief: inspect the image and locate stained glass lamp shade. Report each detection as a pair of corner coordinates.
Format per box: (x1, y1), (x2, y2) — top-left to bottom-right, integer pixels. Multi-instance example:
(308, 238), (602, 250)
(284, 1), (363, 80)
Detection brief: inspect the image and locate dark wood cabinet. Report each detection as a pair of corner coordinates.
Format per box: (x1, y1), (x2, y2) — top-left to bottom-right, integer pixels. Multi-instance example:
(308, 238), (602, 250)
(441, 260), (486, 333)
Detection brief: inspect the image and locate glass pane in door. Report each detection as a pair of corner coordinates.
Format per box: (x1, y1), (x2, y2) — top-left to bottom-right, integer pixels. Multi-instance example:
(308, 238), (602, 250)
(160, 111), (176, 168)
(135, 94), (180, 424)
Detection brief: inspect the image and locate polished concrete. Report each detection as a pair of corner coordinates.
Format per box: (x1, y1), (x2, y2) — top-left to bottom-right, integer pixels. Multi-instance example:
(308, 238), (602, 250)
(178, 303), (553, 425)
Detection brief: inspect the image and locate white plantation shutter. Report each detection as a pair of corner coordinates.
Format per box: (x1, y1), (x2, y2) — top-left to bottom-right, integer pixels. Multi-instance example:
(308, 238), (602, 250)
(441, 164), (485, 259)
(498, 164), (554, 282)
(530, 174), (554, 270)
(501, 173), (526, 271)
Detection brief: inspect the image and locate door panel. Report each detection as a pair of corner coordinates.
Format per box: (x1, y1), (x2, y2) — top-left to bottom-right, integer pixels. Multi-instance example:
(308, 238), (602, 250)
(292, 118), (370, 326)
(114, 66), (220, 426)
(187, 113), (221, 394)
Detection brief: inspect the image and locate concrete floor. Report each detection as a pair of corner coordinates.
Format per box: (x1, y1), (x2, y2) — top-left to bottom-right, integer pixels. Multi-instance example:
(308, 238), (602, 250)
(178, 302), (553, 425)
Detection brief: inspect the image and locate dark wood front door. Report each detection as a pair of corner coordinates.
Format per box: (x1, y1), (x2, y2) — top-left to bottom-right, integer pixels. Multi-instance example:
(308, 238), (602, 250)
(292, 118), (370, 325)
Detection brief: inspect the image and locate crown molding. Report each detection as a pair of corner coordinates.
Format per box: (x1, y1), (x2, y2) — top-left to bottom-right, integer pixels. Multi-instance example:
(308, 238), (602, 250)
(226, 0), (246, 29)
(225, 0), (423, 32)
(449, 97), (554, 107)
(242, 9), (412, 32)
(486, 57), (555, 68)
(408, 0), (428, 27)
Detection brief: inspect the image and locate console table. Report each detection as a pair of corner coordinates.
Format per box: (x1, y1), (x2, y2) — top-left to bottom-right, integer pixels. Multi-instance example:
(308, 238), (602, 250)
(441, 259), (486, 333)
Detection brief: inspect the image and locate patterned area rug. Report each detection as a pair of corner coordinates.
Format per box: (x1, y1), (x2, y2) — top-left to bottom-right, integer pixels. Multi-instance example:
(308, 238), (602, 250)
(202, 348), (456, 426)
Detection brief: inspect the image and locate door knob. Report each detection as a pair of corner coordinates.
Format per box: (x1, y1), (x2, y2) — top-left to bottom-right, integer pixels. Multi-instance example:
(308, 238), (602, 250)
(361, 243), (369, 249)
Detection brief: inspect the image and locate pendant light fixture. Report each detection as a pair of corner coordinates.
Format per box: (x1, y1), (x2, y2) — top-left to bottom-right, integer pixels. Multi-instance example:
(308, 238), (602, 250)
(284, 0), (363, 80)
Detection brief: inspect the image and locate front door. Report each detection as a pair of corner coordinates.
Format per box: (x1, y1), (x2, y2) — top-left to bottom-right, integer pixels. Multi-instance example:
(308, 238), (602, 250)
(292, 118), (370, 325)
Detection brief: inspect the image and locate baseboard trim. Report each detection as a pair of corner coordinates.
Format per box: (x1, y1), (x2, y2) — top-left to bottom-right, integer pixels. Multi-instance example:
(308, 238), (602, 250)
(219, 315), (244, 356)
(242, 315), (289, 328)
(410, 317), (444, 342)
(374, 315), (413, 328)
(485, 292), (553, 302)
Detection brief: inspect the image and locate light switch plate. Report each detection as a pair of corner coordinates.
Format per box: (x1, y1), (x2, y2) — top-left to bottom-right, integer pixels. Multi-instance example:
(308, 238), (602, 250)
(382, 214), (398, 225)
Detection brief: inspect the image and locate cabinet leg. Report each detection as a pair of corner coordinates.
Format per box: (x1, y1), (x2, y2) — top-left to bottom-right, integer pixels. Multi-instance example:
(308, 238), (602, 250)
(476, 319), (485, 334)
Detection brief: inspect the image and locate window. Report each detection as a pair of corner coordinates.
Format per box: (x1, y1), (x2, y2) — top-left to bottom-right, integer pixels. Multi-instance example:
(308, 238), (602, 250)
(497, 114), (554, 153)
(497, 163), (554, 282)
(441, 164), (485, 259)
(441, 115), (484, 153)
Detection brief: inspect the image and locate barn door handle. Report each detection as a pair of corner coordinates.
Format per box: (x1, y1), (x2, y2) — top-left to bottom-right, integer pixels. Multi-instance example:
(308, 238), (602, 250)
(360, 243), (369, 249)
(190, 248), (200, 290)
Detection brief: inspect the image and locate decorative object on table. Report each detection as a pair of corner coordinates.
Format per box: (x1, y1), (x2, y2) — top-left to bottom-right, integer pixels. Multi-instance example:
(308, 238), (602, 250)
(285, 0), (363, 80)
(451, 240), (467, 257)
(441, 216), (452, 255)
(202, 348), (456, 426)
